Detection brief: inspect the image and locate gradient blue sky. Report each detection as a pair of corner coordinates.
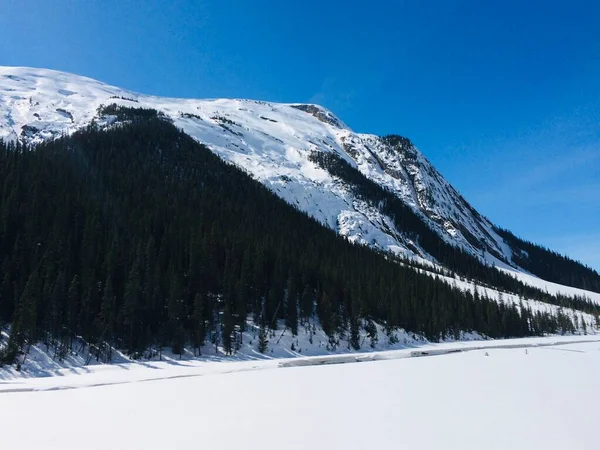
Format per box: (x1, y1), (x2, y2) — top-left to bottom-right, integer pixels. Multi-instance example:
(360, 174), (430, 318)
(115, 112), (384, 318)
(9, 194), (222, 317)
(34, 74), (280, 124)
(2, 0), (599, 268)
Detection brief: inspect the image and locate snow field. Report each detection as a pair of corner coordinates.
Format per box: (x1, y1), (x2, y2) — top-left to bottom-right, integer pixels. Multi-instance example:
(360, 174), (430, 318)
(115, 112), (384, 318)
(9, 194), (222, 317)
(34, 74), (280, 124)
(1, 337), (599, 450)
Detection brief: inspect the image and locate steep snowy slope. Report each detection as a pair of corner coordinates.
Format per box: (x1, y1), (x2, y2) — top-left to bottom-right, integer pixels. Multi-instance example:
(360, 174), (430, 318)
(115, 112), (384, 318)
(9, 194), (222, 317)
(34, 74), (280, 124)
(0, 66), (512, 265)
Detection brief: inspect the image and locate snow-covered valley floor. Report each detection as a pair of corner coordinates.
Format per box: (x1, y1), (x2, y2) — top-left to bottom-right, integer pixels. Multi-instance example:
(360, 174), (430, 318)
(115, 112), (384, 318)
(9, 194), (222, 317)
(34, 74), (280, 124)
(2, 336), (599, 450)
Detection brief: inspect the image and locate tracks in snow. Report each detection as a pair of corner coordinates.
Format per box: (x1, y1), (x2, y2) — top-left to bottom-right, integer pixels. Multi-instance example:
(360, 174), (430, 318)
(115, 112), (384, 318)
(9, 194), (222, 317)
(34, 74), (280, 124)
(279, 338), (599, 368)
(1, 338), (599, 394)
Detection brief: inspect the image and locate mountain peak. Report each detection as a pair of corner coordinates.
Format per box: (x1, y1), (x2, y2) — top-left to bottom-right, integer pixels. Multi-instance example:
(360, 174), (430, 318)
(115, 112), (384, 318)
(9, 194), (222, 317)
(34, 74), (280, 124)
(0, 65), (510, 264)
(288, 103), (347, 129)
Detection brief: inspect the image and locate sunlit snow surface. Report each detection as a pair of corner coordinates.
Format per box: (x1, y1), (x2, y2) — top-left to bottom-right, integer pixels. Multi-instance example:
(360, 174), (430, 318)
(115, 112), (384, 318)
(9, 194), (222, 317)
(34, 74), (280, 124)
(498, 265), (600, 305)
(1, 336), (599, 450)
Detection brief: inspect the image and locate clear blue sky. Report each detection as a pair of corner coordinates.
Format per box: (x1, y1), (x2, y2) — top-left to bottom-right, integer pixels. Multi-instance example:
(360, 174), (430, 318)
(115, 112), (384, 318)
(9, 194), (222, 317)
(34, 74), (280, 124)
(2, 0), (599, 269)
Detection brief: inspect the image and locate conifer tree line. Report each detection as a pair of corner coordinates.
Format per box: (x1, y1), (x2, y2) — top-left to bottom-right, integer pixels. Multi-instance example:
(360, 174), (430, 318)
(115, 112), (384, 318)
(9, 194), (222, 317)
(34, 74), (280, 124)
(308, 150), (600, 310)
(0, 107), (595, 364)
(495, 228), (600, 293)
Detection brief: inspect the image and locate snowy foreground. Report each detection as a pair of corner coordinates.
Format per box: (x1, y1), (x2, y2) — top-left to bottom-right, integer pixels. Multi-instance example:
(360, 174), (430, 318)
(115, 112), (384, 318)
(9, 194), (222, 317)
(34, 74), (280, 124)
(1, 336), (599, 450)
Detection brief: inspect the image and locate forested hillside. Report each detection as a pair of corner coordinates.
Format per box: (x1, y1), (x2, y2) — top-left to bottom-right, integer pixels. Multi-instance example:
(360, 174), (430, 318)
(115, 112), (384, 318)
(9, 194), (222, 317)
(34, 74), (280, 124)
(2, 66), (598, 299)
(1, 107), (591, 364)
(495, 228), (600, 293)
(308, 150), (600, 308)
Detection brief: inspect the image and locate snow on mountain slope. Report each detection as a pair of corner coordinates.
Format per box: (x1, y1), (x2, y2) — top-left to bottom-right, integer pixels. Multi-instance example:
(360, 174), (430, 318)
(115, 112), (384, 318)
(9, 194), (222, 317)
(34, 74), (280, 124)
(0, 66), (513, 263)
(4, 66), (599, 310)
(498, 265), (600, 305)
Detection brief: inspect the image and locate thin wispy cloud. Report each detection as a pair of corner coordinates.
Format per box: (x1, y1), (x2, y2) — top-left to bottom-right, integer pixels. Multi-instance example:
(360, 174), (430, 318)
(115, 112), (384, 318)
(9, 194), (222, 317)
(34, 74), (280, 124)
(466, 116), (600, 269)
(472, 142), (600, 207)
(308, 76), (356, 113)
(511, 147), (600, 190)
(522, 182), (600, 207)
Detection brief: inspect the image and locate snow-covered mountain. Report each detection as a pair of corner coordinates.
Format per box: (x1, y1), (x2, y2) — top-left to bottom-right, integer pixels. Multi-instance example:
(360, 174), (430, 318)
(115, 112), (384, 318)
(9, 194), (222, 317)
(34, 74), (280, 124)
(1, 66), (516, 267)
(3, 65), (600, 371)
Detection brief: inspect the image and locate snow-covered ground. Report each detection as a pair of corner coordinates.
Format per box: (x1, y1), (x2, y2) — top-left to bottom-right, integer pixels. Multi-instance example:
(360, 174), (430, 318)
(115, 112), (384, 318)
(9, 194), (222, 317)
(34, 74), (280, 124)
(1, 336), (599, 450)
(3, 303), (597, 380)
(0, 320), (448, 379)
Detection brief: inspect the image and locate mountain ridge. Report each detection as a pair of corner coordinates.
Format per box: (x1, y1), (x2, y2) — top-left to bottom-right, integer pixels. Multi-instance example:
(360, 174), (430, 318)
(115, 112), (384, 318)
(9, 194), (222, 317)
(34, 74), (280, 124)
(1, 65), (599, 297)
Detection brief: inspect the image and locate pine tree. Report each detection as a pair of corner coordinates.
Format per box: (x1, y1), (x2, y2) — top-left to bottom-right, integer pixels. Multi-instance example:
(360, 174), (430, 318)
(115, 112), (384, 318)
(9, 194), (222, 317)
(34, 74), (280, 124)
(364, 318), (378, 349)
(3, 305), (24, 364)
(121, 261), (142, 354)
(300, 284), (313, 322)
(192, 293), (205, 356)
(285, 273), (298, 336)
(19, 268), (40, 351)
(67, 275), (80, 350)
(221, 298), (234, 355)
(50, 270), (67, 356)
(349, 315), (361, 350)
(258, 323), (268, 353)
(167, 269), (185, 356)
(98, 274), (116, 344)
(5, 269), (40, 363)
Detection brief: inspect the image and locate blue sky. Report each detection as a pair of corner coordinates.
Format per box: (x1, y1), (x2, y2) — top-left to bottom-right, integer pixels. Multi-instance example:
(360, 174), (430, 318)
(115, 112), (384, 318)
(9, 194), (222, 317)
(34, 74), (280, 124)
(1, 0), (599, 268)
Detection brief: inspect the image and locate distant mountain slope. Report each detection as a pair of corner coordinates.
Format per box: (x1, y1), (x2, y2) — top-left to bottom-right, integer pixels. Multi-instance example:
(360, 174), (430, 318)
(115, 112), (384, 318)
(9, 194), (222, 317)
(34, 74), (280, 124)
(496, 228), (600, 292)
(1, 66), (599, 295)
